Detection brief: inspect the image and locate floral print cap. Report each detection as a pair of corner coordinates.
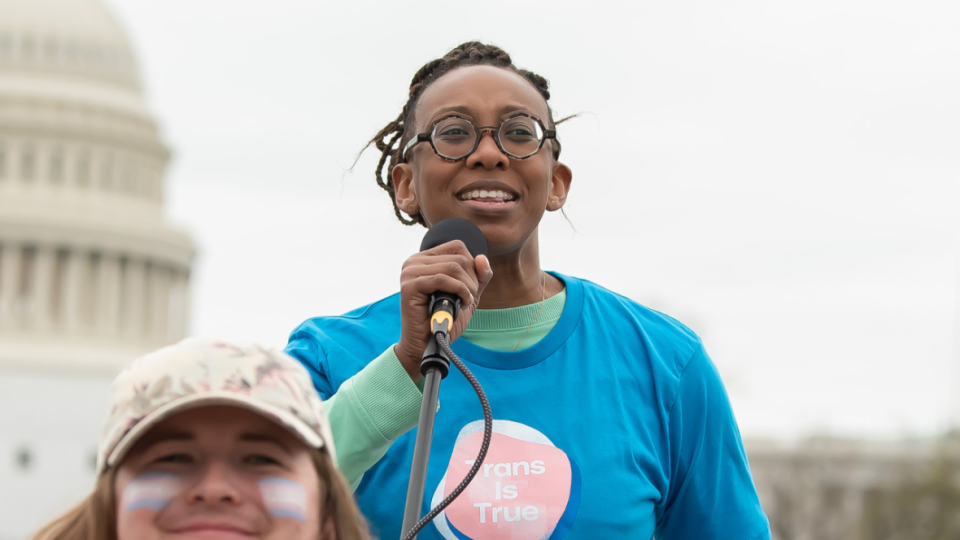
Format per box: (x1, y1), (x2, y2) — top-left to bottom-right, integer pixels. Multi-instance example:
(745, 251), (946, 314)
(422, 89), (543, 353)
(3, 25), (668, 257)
(97, 337), (334, 475)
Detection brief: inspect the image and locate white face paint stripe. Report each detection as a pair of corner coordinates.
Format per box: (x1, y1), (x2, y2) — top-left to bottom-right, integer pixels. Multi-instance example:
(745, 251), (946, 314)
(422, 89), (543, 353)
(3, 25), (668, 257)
(258, 477), (308, 523)
(122, 473), (182, 512)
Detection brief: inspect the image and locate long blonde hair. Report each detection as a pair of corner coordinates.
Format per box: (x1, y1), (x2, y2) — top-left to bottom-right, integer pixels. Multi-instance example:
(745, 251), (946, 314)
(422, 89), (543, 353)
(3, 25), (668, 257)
(311, 448), (374, 540)
(30, 448), (371, 540)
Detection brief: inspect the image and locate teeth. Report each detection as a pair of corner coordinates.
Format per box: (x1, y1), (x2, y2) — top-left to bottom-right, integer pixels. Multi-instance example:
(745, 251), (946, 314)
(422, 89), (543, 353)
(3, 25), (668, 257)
(460, 189), (515, 201)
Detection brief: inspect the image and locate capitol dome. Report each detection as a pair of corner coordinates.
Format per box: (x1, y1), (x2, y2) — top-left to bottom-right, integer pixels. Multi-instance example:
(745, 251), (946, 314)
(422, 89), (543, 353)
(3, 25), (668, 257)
(0, 0), (194, 374)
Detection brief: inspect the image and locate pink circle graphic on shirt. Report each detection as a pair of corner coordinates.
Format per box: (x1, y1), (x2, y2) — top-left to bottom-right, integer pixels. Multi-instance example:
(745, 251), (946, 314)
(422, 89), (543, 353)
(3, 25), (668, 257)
(431, 420), (580, 540)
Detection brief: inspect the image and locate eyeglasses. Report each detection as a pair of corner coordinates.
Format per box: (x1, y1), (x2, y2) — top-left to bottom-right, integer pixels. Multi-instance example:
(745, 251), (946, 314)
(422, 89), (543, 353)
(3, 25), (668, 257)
(401, 112), (560, 162)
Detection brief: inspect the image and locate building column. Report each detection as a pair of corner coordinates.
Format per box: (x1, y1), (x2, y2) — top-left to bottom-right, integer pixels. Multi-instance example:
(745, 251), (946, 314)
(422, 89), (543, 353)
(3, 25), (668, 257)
(30, 246), (56, 332)
(97, 254), (121, 338)
(121, 258), (145, 341)
(149, 266), (170, 346)
(167, 269), (190, 343)
(62, 249), (86, 336)
(0, 243), (21, 332)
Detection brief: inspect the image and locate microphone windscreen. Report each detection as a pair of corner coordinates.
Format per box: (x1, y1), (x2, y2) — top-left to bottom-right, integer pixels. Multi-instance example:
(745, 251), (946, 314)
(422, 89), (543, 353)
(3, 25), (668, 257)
(420, 218), (489, 258)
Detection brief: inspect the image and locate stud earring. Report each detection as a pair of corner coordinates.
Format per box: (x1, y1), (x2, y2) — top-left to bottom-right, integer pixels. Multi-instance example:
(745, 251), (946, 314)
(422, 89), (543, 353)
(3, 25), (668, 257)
(408, 204), (414, 212)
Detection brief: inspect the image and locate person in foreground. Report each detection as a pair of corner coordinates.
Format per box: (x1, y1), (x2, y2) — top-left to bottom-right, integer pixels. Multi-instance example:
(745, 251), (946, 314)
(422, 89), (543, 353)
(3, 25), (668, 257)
(31, 338), (371, 540)
(286, 42), (771, 539)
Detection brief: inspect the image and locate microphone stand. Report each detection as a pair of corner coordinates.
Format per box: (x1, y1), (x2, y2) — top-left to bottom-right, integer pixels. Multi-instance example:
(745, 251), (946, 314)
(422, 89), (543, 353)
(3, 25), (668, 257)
(400, 303), (454, 540)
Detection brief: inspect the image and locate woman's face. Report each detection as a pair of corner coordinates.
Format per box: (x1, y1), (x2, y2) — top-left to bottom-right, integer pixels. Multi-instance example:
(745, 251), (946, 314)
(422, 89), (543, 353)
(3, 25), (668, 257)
(393, 65), (572, 256)
(114, 406), (326, 540)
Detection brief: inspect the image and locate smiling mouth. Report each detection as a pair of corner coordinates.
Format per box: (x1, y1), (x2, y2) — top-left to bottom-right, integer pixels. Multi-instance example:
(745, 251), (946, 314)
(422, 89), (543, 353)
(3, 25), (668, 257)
(458, 189), (516, 202)
(169, 524), (256, 537)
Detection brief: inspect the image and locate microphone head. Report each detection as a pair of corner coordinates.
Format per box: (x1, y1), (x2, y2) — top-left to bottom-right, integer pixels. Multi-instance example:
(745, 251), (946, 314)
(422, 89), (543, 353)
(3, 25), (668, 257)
(420, 218), (489, 258)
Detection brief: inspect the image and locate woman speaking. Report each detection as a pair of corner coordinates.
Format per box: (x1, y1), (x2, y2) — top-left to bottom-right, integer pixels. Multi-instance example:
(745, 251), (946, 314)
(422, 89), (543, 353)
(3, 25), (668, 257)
(286, 42), (770, 540)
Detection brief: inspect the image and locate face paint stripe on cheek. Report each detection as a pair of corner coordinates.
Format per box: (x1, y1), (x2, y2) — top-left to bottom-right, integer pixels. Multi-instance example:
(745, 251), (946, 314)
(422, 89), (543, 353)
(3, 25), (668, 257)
(258, 477), (308, 523)
(122, 473), (182, 512)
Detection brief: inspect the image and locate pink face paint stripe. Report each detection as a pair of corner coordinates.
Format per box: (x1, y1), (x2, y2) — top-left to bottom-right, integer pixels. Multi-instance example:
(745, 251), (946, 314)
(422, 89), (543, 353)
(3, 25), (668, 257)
(259, 477), (308, 523)
(123, 472), (181, 512)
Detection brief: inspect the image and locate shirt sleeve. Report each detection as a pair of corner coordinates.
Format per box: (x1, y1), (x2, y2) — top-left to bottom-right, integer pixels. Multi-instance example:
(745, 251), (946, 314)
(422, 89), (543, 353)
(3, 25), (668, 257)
(324, 347), (425, 489)
(654, 346), (771, 540)
(285, 335), (425, 490)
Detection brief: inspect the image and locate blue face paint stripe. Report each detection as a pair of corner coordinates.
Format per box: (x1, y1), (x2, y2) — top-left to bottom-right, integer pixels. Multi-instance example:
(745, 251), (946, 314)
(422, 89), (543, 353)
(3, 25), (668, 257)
(123, 472), (182, 513)
(259, 476), (309, 523)
(268, 508), (308, 522)
(127, 499), (174, 512)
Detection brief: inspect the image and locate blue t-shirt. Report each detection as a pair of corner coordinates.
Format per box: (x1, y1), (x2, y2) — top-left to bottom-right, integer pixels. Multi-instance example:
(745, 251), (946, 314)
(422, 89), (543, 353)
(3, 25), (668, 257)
(286, 273), (770, 540)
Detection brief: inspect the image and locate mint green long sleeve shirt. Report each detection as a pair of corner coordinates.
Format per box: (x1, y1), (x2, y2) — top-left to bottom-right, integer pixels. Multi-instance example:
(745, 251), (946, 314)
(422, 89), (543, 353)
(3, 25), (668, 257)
(324, 289), (566, 489)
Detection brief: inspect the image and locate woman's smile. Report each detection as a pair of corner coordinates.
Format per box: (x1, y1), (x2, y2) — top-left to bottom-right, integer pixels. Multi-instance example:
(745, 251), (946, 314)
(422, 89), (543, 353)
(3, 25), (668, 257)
(456, 181), (519, 212)
(168, 526), (255, 539)
(457, 190), (516, 203)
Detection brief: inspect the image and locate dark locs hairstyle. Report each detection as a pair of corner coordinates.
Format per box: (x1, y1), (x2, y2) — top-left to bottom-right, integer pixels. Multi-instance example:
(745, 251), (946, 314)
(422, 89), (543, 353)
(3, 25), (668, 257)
(368, 41), (556, 227)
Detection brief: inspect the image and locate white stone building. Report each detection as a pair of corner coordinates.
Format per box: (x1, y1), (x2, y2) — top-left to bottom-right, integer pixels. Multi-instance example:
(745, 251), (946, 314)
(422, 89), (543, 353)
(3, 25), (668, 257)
(747, 436), (960, 540)
(0, 0), (193, 537)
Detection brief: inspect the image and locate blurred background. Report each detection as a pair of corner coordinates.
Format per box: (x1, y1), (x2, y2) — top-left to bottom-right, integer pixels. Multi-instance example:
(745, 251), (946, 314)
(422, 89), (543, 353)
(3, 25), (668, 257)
(0, 0), (958, 538)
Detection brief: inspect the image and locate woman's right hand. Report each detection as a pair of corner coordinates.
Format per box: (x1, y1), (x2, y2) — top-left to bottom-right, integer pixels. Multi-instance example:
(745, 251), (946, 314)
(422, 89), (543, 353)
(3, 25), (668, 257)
(394, 240), (493, 382)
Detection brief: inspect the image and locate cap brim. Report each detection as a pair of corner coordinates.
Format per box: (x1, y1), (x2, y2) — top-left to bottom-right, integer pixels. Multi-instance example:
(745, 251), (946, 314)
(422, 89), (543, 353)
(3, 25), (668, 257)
(103, 392), (326, 474)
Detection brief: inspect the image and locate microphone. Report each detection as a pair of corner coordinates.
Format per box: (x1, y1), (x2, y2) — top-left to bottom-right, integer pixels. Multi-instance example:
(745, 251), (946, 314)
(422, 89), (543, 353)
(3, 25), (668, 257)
(419, 218), (488, 339)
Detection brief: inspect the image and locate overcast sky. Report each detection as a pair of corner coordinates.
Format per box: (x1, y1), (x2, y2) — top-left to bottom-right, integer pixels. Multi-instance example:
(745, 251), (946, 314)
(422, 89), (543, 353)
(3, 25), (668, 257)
(105, 0), (960, 440)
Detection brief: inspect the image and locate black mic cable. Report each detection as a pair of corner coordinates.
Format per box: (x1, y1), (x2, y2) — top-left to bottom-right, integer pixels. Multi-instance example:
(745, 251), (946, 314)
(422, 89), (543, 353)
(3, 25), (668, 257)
(401, 218), (495, 540)
(402, 330), (492, 540)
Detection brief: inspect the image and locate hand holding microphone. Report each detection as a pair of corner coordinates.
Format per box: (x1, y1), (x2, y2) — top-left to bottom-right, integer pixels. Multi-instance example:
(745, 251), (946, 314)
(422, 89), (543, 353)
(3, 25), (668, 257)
(395, 219), (492, 382)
